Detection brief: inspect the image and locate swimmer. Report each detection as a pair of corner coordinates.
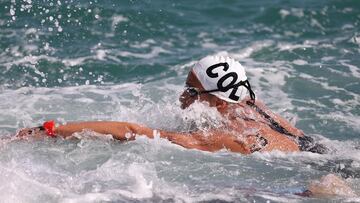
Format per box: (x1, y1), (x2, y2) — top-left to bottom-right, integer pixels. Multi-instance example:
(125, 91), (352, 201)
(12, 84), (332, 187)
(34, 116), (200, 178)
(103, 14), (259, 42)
(17, 55), (327, 154)
(15, 55), (356, 197)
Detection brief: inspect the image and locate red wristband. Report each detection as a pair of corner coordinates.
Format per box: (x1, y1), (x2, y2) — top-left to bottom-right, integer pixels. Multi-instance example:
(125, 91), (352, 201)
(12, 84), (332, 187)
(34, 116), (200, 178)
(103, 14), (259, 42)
(43, 120), (56, 137)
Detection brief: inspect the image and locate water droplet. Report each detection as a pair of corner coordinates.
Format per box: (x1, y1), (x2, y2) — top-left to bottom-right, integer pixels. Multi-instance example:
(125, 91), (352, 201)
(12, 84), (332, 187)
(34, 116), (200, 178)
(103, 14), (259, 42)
(10, 8), (15, 16)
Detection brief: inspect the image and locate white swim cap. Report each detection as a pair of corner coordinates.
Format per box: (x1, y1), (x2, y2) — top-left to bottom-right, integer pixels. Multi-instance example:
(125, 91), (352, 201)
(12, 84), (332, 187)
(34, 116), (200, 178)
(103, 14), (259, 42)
(192, 55), (250, 103)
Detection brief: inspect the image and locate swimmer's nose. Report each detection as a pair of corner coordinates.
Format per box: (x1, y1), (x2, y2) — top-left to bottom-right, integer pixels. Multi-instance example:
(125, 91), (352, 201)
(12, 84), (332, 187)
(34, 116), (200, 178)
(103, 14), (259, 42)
(179, 90), (190, 109)
(179, 93), (186, 109)
(179, 89), (196, 109)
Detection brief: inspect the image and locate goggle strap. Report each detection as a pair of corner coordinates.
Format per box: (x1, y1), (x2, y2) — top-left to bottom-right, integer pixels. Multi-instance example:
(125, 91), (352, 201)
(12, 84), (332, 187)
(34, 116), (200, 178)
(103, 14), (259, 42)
(201, 80), (256, 102)
(244, 80), (256, 103)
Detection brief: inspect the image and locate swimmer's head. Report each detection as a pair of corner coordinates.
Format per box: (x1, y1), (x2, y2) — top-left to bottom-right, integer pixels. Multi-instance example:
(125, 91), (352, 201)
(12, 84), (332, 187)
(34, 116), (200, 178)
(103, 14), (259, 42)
(180, 55), (255, 109)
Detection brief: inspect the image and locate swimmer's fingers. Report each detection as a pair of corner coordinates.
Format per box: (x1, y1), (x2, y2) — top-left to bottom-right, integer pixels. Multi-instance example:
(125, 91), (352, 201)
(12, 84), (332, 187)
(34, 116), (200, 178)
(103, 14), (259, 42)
(16, 127), (46, 138)
(16, 128), (33, 137)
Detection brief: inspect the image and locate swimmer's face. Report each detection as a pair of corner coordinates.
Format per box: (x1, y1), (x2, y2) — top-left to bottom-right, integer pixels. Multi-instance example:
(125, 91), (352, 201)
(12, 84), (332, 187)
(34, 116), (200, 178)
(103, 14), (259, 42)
(180, 71), (199, 109)
(180, 71), (218, 109)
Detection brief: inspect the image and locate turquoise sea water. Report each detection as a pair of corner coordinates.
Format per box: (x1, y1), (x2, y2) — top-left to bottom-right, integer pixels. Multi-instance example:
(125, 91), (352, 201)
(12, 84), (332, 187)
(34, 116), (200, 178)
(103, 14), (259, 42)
(0, 0), (359, 202)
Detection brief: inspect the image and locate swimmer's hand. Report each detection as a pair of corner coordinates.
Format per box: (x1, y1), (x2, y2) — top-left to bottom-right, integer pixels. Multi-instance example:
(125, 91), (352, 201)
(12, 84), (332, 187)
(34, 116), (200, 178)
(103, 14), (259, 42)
(308, 174), (356, 197)
(16, 127), (47, 138)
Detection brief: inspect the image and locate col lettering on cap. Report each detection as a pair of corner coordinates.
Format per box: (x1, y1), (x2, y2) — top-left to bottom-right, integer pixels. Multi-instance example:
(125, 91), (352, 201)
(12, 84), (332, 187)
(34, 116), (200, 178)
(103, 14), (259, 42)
(191, 55), (248, 103)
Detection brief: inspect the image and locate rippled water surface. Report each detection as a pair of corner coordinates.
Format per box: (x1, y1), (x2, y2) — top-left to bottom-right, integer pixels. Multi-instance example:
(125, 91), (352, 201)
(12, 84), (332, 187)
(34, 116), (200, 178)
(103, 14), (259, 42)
(0, 0), (359, 202)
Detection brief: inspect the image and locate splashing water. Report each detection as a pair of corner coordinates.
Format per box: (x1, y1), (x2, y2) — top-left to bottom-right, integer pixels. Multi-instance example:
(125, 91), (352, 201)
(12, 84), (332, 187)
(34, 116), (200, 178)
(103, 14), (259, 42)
(0, 0), (359, 202)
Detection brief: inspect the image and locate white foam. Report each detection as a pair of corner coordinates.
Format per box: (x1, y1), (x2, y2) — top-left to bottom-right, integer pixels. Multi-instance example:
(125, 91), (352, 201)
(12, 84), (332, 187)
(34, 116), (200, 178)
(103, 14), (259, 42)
(352, 35), (360, 45)
(310, 18), (325, 30)
(116, 46), (170, 59)
(279, 9), (290, 19)
(0, 163), (61, 202)
(231, 40), (273, 59)
(117, 163), (154, 199)
(129, 39), (156, 49)
(201, 41), (218, 49)
(111, 15), (128, 29)
(25, 28), (37, 35)
(279, 8), (304, 19)
(61, 162), (155, 202)
(319, 112), (360, 132)
(284, 31), (300, 37)
(321, 56), (335, 61)
(342, 24), (354, 30)
(277, 42), (312, 51)
(233, 57), (295, 112)
(258, 194), (299, 203)
(340, 61), (360, 79)
(292, 59), (308, 66)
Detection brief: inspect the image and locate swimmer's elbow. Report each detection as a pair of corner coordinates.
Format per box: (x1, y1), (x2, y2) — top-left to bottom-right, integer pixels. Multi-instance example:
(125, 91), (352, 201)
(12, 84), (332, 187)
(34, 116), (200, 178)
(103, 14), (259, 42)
(161, 131), (214, 152)
(117, 122), (154, 140)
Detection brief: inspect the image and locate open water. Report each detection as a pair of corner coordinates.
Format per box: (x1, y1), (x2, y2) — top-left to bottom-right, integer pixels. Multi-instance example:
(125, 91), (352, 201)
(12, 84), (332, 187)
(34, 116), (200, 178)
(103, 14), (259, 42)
(0, 0), (359, 202)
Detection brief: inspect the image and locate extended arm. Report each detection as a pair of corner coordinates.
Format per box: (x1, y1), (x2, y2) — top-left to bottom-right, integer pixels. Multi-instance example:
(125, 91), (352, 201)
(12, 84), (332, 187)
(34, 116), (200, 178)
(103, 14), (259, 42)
(54, 121), (206, 150)
(55, 121), (245, 151)
(55, 121), (249, 152)
(18, 121), (250, 153)
(55, 121), (154, 140)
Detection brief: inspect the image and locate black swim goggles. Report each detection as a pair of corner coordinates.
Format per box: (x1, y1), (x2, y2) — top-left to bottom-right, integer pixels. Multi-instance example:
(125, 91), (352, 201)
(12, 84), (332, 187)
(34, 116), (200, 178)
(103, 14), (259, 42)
(185, 80), (256, 102)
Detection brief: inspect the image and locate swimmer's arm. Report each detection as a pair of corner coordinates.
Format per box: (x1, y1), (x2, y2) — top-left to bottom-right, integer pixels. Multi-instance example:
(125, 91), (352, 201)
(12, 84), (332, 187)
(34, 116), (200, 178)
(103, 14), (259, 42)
(54, 121), (155, 140)
(54, 121), (201, 146)
(54, 121), (210, 149)
(54, 122), (248, 152)
(158, 130), (251, 153)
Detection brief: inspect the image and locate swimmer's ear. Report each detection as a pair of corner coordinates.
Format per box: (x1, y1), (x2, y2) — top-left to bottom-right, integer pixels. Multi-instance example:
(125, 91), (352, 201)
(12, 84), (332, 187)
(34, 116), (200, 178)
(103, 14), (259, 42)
(215, 99), (228, 110)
